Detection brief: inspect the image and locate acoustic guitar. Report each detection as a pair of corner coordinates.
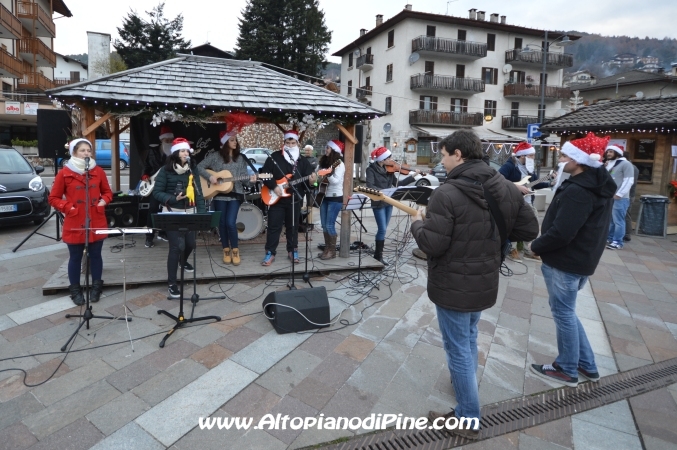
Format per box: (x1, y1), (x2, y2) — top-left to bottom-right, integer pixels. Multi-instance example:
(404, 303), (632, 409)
(313, 160), (342, 207)
(261, 166), (333, 206)
(353, 186), (421, 216)
(200, 169), (273, 200)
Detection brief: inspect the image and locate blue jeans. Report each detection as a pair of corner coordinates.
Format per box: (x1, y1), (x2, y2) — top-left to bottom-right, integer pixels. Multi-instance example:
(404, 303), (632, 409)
(67, 240), (104, 285)
(608, 197), (630, 244)
(372, 205), (393, 241)
(320, 200), (342, 236)
(436, 305), (481, 424)
(541, 263), (598, 378)
(213, 199), (241, 248)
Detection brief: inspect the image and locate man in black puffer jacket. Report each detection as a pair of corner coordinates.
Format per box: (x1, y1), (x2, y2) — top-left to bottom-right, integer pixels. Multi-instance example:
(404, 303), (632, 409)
(529, 132), (616, 388)
(411, 130), (538, 440)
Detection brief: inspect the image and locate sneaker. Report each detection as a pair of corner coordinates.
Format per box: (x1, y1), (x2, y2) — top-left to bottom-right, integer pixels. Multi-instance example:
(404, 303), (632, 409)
(508, 248), (521, 262)
(168, 284), (180, 299)
(530, 363), (578, 387)
(623, 236), (631, 242)
(577, 366), (600, 382)
(289, 249), (300, 263)
(427, 410), (479, 440)
(261, 251), (275, 266)
(144, 238), (154, 248)
(182, 262), (194, 272)
(523, 251), (541, 262)
(427, 409), (455, 423)
(157, 232), (168, 242)
(606, 242), (623, 250)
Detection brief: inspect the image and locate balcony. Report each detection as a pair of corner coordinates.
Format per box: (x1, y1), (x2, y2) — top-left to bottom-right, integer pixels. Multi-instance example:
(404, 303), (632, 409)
(18, 71), (54, 91)
(504, 83), (570, 100)
(356, 85), (372, 99)
(18, 38), (56, 67)
(502, 115), (545, 130)
(505, 48), (573, 69)
(0, 48), (23, 78)
(410, 74), (484, 94)
(53, 77), (85, 87)
(409, 109), (484, 127)
(0, 3), (22, 39)
(356, 54), (373, 72)
(411, 36), (487, 59)
(17, 1), (55, 38)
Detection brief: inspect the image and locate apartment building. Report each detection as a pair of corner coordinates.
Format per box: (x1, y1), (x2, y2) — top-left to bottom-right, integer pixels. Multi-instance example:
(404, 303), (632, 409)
(333, 5), (577, 164)
(0, 0), (71, 145)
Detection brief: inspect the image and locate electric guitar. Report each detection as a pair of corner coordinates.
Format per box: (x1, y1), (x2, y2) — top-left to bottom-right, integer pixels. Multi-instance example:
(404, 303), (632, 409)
(313, 160), (342, 207)
(261, 167), (333, 206)
(514, 170), (554, 192)
(353, 186), (421, 216)
(138, 169), (161, 197)
(200, 169), (273, 200)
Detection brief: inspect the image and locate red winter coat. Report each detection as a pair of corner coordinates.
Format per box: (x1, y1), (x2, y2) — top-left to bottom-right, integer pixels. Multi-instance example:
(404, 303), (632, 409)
(48, 166), (113, 244)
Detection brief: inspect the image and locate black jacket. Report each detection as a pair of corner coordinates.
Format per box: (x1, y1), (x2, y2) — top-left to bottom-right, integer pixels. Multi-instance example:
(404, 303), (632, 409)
(365, 162), (416, 209)
(531, 167), (616, 276)
(498, 157), (550, 190)
(143, 148), (167, 178)
(262, 151), (314, 203)
(152, 165), (206, 212)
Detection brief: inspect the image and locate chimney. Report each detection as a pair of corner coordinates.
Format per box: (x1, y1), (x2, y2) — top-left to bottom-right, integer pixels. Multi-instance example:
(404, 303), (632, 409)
(477, 11), (485, 21)
(376, 14), (383, 26)
(490, 13), (499, 23)
(500, 15), (506, 24)
(360, 28), (367, 36)
(404, 4), (412, 10)
(87, 31), (112, 80)
(468, 8), (477, 20)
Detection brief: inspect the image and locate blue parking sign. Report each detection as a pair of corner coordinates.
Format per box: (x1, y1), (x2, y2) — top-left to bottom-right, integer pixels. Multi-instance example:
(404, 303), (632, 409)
(527, 123), (541, 139)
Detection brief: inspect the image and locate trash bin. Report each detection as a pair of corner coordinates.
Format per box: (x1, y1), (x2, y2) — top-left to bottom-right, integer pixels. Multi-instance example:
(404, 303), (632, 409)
(636, 195), (669, 238)
(533, 194), (546, 211)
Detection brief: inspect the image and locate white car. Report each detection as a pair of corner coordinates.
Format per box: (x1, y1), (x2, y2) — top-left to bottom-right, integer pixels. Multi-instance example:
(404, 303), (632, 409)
(397, 172), (440, 187)
(242, 148), (272, 165)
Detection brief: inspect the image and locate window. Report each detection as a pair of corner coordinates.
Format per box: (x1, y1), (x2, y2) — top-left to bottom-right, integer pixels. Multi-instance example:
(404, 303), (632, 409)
(100, 141), (112, 150)
(347, 80), (352, 95)
(385, 97), (392, 114)
(482, 67), (499, 85)
(509, 70), (525, 84)
(70, 71), (80, 82)
(426, 25), (436, 37)
(366, 47), (371, 55)
(458, 30), (466, 41)
(2, 82), (11, 95)
(450, 98), (468, 113)
(420, 95), (438, 111)
(424, 61), (434, 75)
(633, 139), (656, 182)
(484, 100), (497, 118)
(383, 137), (390, 150)
(365, 76), (371, 86)
(456, 64), (465, 78)
(510, 102), (519, 117)
(387, 30), (395, 48)
(514, 38), (522, 49)
(386, 64), (393, 82)
(539, 73), (548, 85)
(348, 52), (353, 67)
(487, 33), (496, 51)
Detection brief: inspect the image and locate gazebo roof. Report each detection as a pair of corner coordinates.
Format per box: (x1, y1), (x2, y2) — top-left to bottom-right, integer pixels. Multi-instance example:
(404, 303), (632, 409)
(47, 54), (382, 121)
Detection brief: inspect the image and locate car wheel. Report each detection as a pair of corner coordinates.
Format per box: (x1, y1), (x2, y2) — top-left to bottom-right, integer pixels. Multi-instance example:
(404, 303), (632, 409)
(120, 160), (128, 170)
(416, 179), (431, 187)
(249, 158), (256, 164)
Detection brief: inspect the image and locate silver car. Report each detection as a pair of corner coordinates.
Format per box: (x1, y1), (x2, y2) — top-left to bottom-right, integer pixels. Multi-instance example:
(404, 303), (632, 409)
(242, 148), (272, 165)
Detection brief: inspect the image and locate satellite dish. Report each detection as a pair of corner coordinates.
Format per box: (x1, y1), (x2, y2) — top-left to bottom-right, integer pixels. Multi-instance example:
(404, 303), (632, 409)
(353, 49), (361, 57)
(409, 52), (420, 65)
(636, 91), (644, 99)
(383, 123), (392, 132)
(502, 64), (513, 74)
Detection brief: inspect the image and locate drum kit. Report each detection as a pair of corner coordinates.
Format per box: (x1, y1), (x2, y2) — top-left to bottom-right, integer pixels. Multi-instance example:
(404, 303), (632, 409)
(237, 180), (267, 240)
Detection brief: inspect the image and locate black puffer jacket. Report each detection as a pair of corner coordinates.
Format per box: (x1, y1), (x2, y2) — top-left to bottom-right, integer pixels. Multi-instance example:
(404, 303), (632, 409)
(152, 165), (206, 212)
(411, 160), (539, 312)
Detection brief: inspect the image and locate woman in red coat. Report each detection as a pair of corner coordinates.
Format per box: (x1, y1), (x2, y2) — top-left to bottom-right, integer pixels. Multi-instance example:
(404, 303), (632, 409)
(49, 139), (113, 305)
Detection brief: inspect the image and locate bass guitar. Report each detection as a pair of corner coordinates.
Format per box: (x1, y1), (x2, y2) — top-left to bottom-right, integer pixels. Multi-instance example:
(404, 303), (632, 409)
(200, 169), (273, 200)
(353, 186), (421, 217)
(313, 160), (342, 207)
(138, 169), (161, 197)
(261, 166), (333, 206)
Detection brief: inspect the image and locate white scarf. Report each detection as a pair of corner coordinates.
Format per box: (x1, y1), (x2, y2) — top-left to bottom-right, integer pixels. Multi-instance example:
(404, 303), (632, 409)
(66, 156), (97, 175)
(174, 163), (190, 175)
(282, 146), (300, 165)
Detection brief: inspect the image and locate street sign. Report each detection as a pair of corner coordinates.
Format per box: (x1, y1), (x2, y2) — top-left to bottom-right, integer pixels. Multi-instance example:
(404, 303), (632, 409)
(527, 123), (541, 139)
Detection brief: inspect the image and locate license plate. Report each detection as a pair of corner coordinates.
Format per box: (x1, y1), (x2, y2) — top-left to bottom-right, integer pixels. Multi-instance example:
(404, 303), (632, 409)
(0, 204), (17, 213)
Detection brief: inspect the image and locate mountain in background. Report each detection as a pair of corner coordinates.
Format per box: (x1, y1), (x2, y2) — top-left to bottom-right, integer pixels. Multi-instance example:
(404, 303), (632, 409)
(320, 62), (340, 80)
(65, 53), (88, 64)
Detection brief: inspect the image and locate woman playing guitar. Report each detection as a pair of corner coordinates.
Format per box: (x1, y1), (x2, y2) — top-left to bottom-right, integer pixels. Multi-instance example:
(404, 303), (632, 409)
(317, 140), (345, 260)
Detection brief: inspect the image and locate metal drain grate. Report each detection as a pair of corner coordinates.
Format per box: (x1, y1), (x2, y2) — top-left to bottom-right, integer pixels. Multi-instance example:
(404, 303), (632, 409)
(315, 357), (677, 450)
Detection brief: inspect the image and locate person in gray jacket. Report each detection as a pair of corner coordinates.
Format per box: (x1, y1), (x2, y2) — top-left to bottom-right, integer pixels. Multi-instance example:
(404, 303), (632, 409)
(623, 151), (639, 241)
(604, 144), (634, 249)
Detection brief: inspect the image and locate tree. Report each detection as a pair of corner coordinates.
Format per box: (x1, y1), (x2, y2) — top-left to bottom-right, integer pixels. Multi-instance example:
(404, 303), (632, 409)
(89, 52), (128, 77)
(236, 0), (332, 79)
(113, 2), (191, 69)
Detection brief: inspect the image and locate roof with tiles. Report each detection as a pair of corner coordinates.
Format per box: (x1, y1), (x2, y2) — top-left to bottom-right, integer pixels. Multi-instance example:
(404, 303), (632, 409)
(578, 70), (677, 92)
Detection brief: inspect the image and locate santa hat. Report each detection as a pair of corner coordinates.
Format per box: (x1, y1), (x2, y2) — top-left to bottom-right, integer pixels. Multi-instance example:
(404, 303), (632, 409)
(327, 140), (344, 154)
(220, 130), (235, 145)
(560, 133), (609, 168)
(222, 112), (255, 145)
(371, 146), (391, 162)
(170, 137), (193, 154)
(606, 144), (625, 156)
(284, 130), (299, 142)
(159, 126), (174, 140)
(513, 141), (535, 157)
(68, 138), (92, 155)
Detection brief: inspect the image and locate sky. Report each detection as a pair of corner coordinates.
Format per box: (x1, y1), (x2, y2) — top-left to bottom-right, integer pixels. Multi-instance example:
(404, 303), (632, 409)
(54, 0), (677, 63)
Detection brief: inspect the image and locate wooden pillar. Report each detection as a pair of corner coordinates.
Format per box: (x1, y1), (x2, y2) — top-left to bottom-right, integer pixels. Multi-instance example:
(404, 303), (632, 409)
(339, 123), (357, 258)
(82, 106), (96, 158)
(110, 118), (120, 192)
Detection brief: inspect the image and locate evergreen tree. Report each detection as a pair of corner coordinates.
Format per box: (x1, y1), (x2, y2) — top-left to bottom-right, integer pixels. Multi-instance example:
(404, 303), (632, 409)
(113, 2), (191, 69)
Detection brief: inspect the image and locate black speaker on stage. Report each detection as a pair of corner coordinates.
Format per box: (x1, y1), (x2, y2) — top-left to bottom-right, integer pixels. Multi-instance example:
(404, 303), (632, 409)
(105, 195), (139, 228)
(37, 110), (71, 159)
(262, 287), (330, 334)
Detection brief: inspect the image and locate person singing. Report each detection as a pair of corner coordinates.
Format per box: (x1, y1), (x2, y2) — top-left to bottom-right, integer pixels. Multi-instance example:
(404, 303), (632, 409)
(142, 124), (172, 248)
(49, 139), (113, 306)
(198, 130), (257, 266)
(152, 138), (206, 299)
(317, 140), (345, 260)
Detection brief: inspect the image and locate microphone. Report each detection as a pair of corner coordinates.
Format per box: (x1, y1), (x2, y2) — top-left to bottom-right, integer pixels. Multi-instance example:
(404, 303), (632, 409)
(84, 156), (90, 171)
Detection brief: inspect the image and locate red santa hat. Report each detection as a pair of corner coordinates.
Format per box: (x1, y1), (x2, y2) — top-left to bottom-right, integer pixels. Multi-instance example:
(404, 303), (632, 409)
(159, 125), (174, 140)
(560, 133), (609, 168)
(606, 144), (625, 156)
(68, 138), (92, 155)
(220, 130), (235, 145)
(513, 141), (535, 157)
(371, 146), (392, 162)
(170, 137), (193, 154)
(222, 112), (255, 145)
(327, 139), (344, 154)
(284, 130), (299, 142)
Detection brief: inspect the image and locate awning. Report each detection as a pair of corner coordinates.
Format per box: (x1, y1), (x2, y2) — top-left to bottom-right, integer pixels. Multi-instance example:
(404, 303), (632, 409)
(411, 126), (525, 142)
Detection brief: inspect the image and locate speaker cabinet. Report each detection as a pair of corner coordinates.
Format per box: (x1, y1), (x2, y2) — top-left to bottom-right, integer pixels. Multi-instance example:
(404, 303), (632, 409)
(262, 287), (330, 334)
(37, 110), (71, 159)
(105, 195), (139, 228)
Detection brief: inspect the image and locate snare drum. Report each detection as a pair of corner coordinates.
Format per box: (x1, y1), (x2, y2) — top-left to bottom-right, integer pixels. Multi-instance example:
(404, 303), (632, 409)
(237, 203), (265, 240)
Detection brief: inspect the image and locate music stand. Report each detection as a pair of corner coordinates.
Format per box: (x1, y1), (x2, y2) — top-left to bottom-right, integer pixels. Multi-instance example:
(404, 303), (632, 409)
(152, 213), (222, 348)
(12, 210), (64, 252)
(390, 185), (435, 206)
(335, 194), (379, 289)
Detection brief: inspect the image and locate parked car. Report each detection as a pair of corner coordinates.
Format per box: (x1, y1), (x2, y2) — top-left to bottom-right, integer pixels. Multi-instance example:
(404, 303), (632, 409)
(397, 171), (440, 187)
(57, 139), (130, 170)
(242, 148), (272, 165)
(246, 162), (263, 177)
(429, 160), (501, 183)
(0, 146), (50, 226)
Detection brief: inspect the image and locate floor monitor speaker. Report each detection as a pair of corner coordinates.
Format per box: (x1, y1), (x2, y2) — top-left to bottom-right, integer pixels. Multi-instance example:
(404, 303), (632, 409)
(262, 287), (330, 334)
(105, 195), (139, 228)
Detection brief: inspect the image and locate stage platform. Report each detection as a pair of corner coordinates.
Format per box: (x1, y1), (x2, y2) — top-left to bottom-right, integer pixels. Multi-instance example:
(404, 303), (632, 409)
(42, 232), (383, 295)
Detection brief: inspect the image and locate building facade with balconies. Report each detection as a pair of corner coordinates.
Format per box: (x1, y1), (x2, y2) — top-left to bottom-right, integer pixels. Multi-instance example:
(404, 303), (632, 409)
(333, 5), (577, 163)
(0, 0), (71, 145)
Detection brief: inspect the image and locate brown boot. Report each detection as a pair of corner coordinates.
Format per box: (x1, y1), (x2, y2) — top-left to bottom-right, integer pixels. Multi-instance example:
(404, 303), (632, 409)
(318, 232), (330, 258)
(231, 248), (241, 266)
(321, 235), (337, 260)
(223, 247), (231, 264)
